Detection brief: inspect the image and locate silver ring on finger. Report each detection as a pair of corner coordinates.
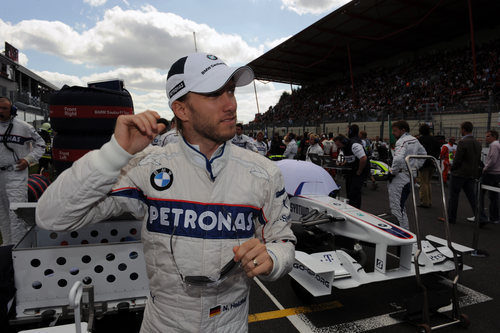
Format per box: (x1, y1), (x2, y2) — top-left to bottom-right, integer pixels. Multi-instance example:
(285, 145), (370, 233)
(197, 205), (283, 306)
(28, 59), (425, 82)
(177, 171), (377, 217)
(253, 258), (259, 267)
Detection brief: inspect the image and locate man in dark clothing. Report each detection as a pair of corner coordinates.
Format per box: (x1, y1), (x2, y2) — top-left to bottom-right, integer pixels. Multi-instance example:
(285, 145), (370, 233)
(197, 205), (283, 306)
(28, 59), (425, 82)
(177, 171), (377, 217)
(333, 124), (369, 208)
(418, 124), (441, 207)
(269, 132), (286, 157)
(443, 121), (482, 224)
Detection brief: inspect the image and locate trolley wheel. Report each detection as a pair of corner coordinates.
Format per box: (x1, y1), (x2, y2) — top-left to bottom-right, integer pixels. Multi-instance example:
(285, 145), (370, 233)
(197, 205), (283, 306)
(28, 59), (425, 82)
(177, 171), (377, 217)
(459, 313), (470, 328)
(416, 323), (431, 333)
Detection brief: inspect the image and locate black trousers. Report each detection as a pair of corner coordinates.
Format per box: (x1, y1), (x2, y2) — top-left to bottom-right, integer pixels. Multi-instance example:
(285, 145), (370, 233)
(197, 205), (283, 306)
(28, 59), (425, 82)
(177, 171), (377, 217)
(345, 174), (366, 208)
(481, 173), (500, 221)
(447, 175), (477, 223)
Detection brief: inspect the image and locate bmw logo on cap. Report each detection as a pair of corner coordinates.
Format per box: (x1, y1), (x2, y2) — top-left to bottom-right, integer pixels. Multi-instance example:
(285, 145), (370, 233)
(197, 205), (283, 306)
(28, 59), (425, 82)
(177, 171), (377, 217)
(150, 168), (174, 191)
(207, 55), (218, 60)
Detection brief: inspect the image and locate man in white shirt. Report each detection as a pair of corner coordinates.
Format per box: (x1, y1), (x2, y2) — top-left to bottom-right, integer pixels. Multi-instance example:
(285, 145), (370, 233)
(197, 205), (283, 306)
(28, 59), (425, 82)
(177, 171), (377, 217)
(388, 120), (426, 229)
(306, 133), (324, 162)
(283, 133), (298, 159)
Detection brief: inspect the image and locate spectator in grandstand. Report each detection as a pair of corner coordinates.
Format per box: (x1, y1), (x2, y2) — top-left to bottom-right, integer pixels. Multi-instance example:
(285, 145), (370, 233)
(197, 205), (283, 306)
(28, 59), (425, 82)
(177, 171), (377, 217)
(305, 134), (324, 163)
(440, 137), (457, 184)
(283, 132), (298, 159)
(232, 123), (258, 152)
(253, 38), (500, 126)
(439, 122), (482, 224)
(254, 131), (268, 156)
(417, 124), (441, 208)
(333, 124), (369, 209)
(388, 120), (426, 229)
(474, 130), (500, 224)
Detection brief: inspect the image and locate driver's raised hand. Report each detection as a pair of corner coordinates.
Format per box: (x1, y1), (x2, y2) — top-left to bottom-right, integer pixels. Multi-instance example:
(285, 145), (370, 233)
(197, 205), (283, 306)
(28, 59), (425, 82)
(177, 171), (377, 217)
(114, 111), (166, 155)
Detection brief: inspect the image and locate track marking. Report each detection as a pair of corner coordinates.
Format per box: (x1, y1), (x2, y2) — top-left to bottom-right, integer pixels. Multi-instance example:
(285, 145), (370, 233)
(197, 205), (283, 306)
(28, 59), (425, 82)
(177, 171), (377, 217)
(293, 281), (492, 333)
(248, 300), (343, 323)
(253, 277), (315, 332)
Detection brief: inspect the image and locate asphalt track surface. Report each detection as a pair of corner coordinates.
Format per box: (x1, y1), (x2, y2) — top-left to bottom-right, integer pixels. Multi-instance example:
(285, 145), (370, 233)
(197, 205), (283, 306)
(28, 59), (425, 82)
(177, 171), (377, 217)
(249, 177), (499, 333)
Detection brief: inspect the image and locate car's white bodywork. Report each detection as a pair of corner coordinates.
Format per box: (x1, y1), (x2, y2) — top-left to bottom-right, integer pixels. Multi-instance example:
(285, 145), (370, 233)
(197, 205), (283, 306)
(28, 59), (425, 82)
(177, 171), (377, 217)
(276, 160), (473, 297)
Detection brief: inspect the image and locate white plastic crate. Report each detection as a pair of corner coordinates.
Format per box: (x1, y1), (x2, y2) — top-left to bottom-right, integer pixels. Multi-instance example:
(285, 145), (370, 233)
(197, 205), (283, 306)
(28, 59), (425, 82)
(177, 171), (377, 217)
(12, 220), (149, 318)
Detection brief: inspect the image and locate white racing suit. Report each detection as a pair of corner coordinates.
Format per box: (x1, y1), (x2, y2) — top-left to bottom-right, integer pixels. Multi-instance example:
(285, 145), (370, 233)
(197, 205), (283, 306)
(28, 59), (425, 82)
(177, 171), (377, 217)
(231, 134), (258, 152)
(388, 133), (426, 229)
(1, 118), (45, 245)
(152, 128), (180, 147)
(36, 136), (295, 332)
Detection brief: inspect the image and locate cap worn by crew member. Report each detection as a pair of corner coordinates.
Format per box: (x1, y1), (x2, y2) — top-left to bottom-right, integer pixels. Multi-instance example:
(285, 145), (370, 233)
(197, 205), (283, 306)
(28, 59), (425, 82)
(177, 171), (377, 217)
(165, 52), (254, 108)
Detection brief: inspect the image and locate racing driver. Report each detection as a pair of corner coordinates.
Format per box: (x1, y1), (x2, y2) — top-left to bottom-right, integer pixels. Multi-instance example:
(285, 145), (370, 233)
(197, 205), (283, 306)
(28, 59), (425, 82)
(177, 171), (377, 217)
(36, 53), (296, 332)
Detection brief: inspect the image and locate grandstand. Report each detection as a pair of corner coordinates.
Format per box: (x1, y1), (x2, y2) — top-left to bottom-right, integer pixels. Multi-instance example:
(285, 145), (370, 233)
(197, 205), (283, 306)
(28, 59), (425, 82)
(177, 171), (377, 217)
(246, 0), (500, 142)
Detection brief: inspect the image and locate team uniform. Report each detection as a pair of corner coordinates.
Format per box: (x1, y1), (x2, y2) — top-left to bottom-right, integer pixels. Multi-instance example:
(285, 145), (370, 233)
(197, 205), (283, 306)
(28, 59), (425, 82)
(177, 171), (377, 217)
(231, 134), (257, 152)
(283, 139), (298, 159)
(342, 138), (369, 208)
(151, 128), (180, 147)
(254, 140), (268, 156)
(36, 136), (295, 332)
(305, 143), (324, 162)
(388, 133), (426, 229)
(1, 118), (45, 244)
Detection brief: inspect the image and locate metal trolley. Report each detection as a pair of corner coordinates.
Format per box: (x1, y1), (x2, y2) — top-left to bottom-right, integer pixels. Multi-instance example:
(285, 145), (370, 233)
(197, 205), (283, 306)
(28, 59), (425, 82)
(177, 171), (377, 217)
(404, 155), (470, 333)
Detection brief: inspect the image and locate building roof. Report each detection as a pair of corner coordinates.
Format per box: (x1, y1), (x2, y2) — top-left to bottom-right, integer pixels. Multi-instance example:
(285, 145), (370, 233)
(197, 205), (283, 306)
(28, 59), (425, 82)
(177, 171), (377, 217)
(0, 52), (59, 91)
(247, 0), (500, 85)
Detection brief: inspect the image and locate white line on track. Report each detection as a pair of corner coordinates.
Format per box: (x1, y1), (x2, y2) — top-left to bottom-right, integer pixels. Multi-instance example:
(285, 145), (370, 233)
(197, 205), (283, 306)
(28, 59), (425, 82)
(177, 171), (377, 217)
(255, 277), (492, 333)
(254, 277), (314, 333)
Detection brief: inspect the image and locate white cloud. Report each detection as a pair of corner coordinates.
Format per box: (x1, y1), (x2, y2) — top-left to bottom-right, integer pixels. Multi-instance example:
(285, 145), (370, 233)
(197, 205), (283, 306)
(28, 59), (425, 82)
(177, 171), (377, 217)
(18, 52), (29, 66)
(235, 81), (288, 123)
(83, 0), (107, 7)
(0, 6), (262, 70)
(33, 67), (288, 123)
(281, 0), (350, 15)
(265, 35), (292, 49)
(0, 5), (292, 123)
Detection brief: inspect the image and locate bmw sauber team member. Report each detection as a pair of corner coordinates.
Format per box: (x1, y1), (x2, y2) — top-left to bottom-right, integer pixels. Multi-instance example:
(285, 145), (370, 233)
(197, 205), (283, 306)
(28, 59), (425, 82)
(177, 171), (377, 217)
(231, 123), (258, 152)
(388, 120), (426, 229)
(254, 131), (268, 156)
(333, 125), (369, 209)
(36, 53), (296, 332)
(0, 96), (45, 245)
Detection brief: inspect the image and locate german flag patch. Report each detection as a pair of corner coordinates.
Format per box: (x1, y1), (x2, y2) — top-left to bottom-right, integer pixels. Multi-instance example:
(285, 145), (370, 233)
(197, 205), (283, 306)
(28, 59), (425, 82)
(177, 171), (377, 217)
(209, 305), (221, 317)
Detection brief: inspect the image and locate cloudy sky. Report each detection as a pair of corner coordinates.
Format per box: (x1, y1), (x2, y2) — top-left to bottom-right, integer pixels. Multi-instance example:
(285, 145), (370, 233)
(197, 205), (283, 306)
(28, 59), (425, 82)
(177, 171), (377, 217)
(1, 0), (350, 123)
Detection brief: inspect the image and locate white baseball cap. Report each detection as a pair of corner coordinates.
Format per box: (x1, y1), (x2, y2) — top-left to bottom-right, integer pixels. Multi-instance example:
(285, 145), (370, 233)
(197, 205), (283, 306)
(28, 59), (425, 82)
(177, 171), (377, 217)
(165, 52), (254, 108)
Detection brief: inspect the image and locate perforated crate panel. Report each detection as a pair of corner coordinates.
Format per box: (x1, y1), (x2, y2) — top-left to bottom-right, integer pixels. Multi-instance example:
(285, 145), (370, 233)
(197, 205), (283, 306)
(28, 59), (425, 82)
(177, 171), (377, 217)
(13, 220), (149, 318)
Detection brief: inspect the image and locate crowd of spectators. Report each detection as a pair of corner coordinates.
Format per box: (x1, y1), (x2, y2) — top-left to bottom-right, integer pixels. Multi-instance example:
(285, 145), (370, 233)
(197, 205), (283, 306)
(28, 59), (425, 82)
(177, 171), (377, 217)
(253, 38), (500, 126)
